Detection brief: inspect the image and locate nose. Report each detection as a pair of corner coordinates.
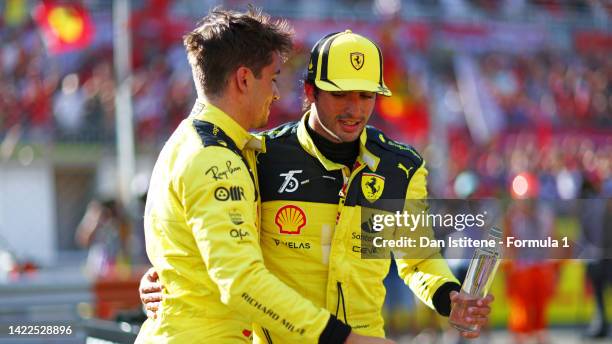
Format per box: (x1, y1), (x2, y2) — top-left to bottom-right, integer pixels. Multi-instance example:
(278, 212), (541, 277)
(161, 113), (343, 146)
(272, 83), (280, 101)
(344, 93), (361, 116)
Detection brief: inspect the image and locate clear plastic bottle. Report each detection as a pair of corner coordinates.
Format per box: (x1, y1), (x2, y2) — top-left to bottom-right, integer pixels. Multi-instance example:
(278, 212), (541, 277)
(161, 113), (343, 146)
(449, 226), (503, 333)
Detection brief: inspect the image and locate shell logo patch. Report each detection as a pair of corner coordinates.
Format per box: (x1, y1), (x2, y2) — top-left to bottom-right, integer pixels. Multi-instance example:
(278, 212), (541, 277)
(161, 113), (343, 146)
(350, 52), (364, 70)
(275, 205), (306, 234)
(362, 173), (385, 203)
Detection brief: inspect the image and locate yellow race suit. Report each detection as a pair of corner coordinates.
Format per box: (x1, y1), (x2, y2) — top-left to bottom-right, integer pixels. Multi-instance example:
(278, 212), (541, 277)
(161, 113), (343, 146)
(252, 113), (460, 343)
(136, 102), (350, 343)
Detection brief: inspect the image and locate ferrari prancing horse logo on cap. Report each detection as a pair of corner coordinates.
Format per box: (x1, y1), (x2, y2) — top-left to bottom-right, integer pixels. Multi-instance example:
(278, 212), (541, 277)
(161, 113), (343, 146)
(350, 52), (364, 70)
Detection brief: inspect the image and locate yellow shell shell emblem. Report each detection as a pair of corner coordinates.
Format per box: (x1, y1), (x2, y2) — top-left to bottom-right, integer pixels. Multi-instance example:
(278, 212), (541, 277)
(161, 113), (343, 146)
(362, 173), (385, 203)
(275, 205), (307, 234)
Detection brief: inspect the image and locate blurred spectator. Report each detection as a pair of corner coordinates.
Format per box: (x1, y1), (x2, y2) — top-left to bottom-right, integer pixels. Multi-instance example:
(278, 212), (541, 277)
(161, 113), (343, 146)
(133, 57), (169, 144)
(82, 60), (117, 142)
(503, 199), (559, 344)
(75, 198), (131, 277)
(579, 178), (612, 338)
(53, 73), (86, 139)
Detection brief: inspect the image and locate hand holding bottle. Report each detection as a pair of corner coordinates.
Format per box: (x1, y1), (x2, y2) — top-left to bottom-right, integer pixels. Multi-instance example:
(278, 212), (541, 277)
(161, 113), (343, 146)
(449, 291), (495, 338)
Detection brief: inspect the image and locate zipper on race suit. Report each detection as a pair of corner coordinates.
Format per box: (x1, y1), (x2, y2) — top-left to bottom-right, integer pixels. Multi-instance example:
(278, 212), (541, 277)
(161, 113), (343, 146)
(333, 162), (362, 326)
(335, 281), (348, 325)
(336, 162), (366, 224)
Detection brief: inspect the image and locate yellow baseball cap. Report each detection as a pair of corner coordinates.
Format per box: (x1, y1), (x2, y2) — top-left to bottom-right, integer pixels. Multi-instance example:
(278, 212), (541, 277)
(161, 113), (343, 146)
(306, 30), (391, 96)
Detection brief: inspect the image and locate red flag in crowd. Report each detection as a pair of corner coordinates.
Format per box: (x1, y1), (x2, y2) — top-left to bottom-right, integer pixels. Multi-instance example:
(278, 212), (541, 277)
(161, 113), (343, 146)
(33, 0), (95, 54)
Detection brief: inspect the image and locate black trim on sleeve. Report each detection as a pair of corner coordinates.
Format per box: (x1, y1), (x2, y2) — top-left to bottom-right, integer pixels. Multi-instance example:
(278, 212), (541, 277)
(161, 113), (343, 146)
(318, 315), (352, 344)
(432, 282), (462, 316)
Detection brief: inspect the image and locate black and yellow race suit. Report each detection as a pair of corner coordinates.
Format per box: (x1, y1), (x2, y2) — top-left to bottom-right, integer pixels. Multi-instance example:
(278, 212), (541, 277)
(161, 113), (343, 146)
(253, 113), (459, 342)
(136, 102), (348, 343)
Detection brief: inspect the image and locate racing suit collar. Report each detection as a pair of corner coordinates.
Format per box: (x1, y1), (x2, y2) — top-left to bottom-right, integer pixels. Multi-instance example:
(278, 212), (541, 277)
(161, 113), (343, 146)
(190, 99), (264, 152)
(297, 111), (380, 171)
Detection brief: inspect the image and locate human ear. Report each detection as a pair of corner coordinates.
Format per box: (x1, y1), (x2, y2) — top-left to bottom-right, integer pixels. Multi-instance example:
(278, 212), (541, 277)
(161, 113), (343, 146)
(235, 66), (252, 93)
(304, 82), (316, 102)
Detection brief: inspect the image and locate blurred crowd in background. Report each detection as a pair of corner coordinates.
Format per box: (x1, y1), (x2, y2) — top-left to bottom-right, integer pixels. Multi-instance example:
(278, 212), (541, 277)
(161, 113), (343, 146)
(1, 0), (610, 201)
(0, 0), (610, 341)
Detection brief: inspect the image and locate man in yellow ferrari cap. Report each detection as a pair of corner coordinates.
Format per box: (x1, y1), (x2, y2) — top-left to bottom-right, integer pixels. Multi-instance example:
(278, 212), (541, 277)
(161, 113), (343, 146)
(140, 29), (494, 343)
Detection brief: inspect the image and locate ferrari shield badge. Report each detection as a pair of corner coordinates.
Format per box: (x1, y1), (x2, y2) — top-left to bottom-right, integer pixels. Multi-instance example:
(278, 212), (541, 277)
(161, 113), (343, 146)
(350, 52), (364, 70)
(361, 173), (385, 203)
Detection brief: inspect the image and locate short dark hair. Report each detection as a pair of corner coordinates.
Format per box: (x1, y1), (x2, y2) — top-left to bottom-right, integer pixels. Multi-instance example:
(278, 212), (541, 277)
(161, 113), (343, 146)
(184, 6), (293, 98)
(302, 78), (319, 111)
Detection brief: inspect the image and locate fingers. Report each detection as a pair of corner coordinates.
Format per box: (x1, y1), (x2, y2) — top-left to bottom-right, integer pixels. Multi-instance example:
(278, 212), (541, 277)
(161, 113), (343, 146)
(145, 301), (160, 313)
(139, 268), (163, 297)
(461, 315), (489, 327)
(147, 267), (159, 281)
(462, 303), (491, 328)
(449, 292), (494, 305)
(449, 292), (494, 317)
(460, 331), (481, 339)
(140, 281), (164, 294)
(145, 301), (161, 319)
(139, 274), (163, 305)
(141, 291), (163, 304)
(467, 304), (491, 317)
(139, 282), (163, 302)
(477, 294), (495, 306)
